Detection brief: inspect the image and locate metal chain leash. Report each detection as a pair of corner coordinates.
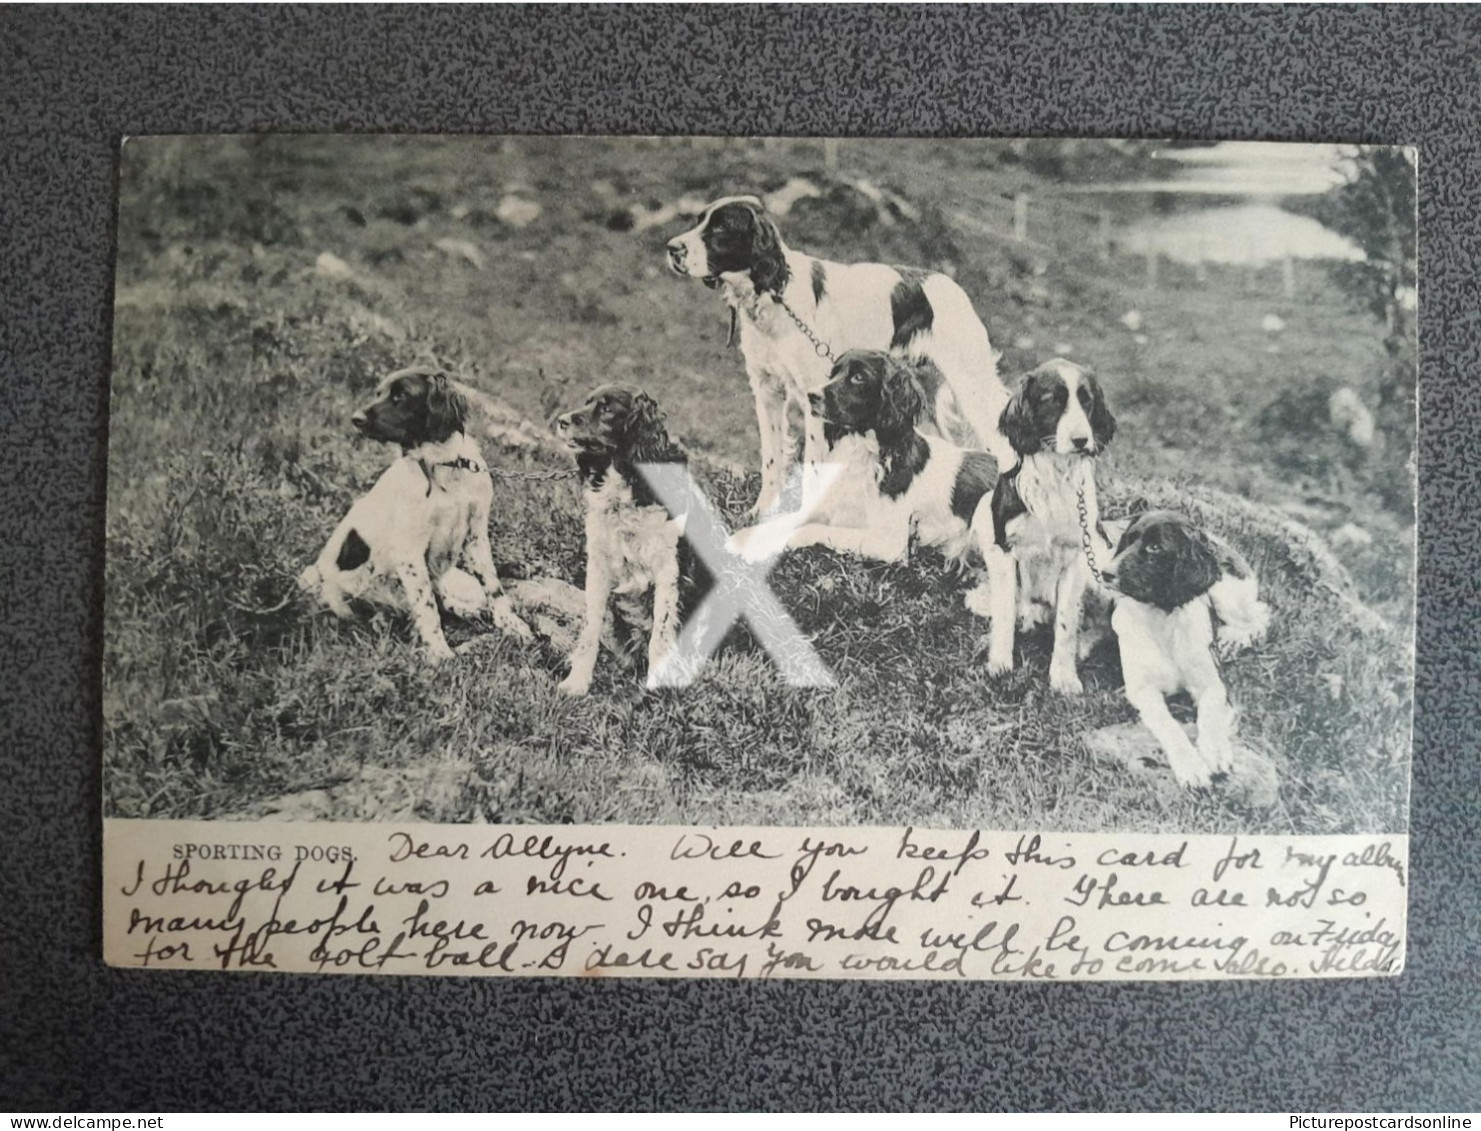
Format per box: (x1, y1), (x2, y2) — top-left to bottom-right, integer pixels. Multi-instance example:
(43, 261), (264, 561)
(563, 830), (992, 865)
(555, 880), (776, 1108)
(1076, 477), (1105, 586)
(487, 464), (578, 483)
(774, 296), (836, 363)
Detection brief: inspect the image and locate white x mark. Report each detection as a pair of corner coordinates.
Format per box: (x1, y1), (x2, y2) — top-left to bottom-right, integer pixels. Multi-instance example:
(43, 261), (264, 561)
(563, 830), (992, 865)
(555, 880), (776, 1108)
(637, 463), (841, 689)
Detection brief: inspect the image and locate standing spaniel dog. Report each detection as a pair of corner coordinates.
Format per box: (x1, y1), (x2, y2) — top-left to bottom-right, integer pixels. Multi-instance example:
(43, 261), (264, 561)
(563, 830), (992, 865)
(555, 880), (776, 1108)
(729, 349), (998, 574)
(981, 359), (1116, 695)
(552, 384), (698, 697)
(1098, 510), (1271, 787)
(298, 366), (534, 662)
(666, 196), (1011, 517)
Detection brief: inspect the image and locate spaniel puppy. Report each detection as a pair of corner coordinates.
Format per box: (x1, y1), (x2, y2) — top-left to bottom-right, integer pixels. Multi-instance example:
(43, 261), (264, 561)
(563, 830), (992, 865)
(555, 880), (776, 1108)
(298, 365), (534, 662)
(981, 359), (1116, 695)
(1098, 511), (1270, 788)
(552, 385), (697, 697)
(667, 196), (1011, 517)
(729, 349), (998, 572)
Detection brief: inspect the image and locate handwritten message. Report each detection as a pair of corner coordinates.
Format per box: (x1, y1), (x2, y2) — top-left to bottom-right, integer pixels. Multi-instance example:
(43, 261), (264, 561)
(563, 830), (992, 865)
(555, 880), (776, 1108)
(104, 820), (1407, 981)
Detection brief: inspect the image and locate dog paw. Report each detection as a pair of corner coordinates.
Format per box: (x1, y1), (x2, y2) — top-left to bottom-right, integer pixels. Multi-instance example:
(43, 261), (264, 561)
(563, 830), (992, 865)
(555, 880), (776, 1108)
(426, 642), (457, 666)
(557, 674), (590, 698)
(1168, 746), (1218, 789)
(985, 652), (1014, 679)
(727, 527), (782, 564)
(496, 613), (537, 643)
(1050, 666), (1084, 696)
(963, 584), (994, 619)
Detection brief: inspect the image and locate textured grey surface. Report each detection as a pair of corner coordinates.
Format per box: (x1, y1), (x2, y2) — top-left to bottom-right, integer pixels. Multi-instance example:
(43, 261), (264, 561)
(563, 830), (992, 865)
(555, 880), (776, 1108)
(2, 5), (1477, 1112)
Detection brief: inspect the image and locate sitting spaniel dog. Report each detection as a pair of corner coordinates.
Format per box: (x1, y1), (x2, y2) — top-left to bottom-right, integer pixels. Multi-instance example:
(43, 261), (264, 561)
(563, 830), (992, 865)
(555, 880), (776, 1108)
(298, 365), (534, 662)
(1098, 510), (1271, 788)
(729, 349), (998, 577)
(980, 358), (1116, 695)
(552, 384), (699, 697)
(667, 196), (1011, 518)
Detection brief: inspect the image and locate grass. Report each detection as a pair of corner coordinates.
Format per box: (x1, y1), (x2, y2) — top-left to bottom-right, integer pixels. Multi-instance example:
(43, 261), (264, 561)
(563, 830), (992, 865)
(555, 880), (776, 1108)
(103, 136), (1413, 833)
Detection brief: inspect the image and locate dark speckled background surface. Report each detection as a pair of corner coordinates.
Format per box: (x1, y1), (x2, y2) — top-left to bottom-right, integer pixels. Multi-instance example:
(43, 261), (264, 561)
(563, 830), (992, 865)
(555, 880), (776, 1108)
(2, 5), (1477, 1112)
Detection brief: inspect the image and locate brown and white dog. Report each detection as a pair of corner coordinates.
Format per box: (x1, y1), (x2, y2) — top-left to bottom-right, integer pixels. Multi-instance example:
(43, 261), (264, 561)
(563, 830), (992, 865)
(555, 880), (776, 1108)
(979, 359), (1116, 695)
(298, 366), (535, 662)
(1098, 510), (1271, 787)
(729, 349), (998, 575)
(666, 196), (1011, 517)
(552, 384), (699, 697)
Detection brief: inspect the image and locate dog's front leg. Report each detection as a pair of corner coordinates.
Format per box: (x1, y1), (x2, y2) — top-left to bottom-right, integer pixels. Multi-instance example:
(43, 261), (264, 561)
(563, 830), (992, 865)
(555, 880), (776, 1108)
(749, 377), (790, 520)
(645, 553), (683, 690)
(1125, 678), (1214, 788)
(1187, 655), (1237, 775)
(464, 523), (535, 642)
(797, 392), (830, 510)
(1049, 560), (1090, 696)
(982, 545), (1018, 677)
(787, 519), (910, 564)
(397, 558), (455, 664)
(558, 557), (612, 697)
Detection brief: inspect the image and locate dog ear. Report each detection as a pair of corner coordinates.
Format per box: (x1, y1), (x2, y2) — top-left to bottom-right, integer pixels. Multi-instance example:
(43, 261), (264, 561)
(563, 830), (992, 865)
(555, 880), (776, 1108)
(1172, 526), (1222, 600)
(747, 209), (789, 296)
(424, 373), (468, 441)
(624, 392), (675, 463)
(1086, 373), (1117, 450)
(878, 360), (926, 442)
(1126, 494), (1152, 517)
(998, 385), (1038, 456)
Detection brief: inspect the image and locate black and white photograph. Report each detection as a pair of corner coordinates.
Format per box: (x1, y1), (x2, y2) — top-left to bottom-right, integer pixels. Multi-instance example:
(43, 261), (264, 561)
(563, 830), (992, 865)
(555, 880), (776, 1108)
(103, 135), (1415, 836)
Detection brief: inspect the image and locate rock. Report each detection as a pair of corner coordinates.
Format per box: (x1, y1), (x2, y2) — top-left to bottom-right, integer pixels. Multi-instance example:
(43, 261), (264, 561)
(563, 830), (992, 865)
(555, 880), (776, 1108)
(496, 195), (541, 228)
(433, 237), (487, 270)
(1120, 310), (1144, 333)
(1083, 720), (1280, 810)
(1331, 522), (1374, 549)
(1261, 313), (1287, 334)
(625, 201), (682, 233)
(313, 251), (355, 281)
(1329, 386), (1376, 447)
(764, 177), (822, 217)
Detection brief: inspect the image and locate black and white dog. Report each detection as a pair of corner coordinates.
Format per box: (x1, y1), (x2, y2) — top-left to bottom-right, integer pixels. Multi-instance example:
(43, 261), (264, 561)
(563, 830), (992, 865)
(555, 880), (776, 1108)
(979, 359), (1116, 695)
(666, 196), (1011, 517)
(1098, 510), (1271, 788)
(729, 349), (998, 578)
(298, 366), (535, 662)
(552, 384), (703, 697)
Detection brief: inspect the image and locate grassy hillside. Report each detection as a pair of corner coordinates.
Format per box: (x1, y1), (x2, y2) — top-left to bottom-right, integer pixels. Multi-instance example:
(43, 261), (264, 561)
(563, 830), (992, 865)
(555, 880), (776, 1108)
(103, 136), (1413, 833)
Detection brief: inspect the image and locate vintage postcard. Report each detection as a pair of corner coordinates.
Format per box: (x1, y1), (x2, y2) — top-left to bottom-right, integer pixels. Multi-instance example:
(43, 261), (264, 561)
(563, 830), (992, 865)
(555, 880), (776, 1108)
(103, 136), (1414, 980)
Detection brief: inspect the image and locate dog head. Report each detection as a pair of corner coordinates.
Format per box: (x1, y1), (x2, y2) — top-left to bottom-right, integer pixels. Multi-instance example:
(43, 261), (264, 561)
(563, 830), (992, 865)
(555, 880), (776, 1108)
(999, 358), (1116, 458)
(1101, 510), (1222, 612)
(666, 196), (789, 295)
(554, 384), (678, 465)
(811, 350), (928, 447)
(352, 366), (468, 448)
